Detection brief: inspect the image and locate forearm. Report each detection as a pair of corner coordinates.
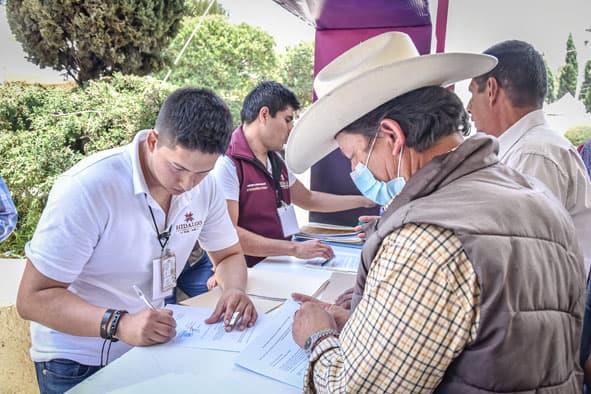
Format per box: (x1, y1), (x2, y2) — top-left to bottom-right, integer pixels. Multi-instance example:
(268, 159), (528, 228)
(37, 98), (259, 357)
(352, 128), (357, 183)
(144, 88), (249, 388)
(214, 252), (248, 292)
(300, 191), (366, 213)
(237, 226), (297, 257)
(18, 286), (106, 337)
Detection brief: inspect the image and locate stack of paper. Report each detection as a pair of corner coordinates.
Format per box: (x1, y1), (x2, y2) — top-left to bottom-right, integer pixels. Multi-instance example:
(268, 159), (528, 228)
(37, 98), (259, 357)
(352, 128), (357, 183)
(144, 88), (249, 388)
(295, 223), (364, 246)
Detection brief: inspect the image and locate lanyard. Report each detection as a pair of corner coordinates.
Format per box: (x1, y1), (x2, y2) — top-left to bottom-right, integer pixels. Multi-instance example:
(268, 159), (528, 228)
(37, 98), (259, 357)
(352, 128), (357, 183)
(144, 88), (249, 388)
(146, 201), (172, 252)
(267, 152), (285, 208)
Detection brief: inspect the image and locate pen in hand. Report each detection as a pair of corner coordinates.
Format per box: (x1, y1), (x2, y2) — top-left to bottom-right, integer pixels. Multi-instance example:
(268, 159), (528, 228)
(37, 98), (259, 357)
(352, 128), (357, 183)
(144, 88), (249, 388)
(132, 284), (157, 310)
(224, 311), (240, 331)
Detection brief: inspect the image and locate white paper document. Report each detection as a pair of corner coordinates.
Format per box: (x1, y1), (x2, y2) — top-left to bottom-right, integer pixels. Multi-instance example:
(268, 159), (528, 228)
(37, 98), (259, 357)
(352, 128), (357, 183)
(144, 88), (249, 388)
(167, 304), (267, 352)
(306, 248), (361, 272)
(235, 300), (308, 389)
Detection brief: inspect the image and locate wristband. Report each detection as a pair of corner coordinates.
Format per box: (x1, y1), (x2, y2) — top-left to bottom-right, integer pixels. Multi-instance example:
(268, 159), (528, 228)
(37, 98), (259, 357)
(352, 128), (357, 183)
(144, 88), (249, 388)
(108, 310), (128, 342)
(100, 309), (116, 340)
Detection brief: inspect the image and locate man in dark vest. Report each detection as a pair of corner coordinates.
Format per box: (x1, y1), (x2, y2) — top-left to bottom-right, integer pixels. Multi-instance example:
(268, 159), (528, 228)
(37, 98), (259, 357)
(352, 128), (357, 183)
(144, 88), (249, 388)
(211, 81), (374, 267)
(286, 32), (585, 393)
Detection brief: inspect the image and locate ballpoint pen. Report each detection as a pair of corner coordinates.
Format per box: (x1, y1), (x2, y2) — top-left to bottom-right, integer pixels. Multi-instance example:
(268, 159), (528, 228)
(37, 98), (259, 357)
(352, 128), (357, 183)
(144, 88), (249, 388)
(132, 284), (157, 310)
(228, 311), (240, 327)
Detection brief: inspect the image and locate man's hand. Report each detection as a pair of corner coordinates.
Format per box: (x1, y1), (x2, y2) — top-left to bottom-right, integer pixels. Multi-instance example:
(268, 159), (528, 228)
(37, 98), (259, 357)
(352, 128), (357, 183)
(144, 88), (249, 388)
(334, 287), (354, 310)
(292, 301), (338, 348)
(292, 293), (350, 332)
(293, 240), (334, 260)
(205, 288), (258, 331)
(117, 309), (176, 346)
(354, 215), (380, 239)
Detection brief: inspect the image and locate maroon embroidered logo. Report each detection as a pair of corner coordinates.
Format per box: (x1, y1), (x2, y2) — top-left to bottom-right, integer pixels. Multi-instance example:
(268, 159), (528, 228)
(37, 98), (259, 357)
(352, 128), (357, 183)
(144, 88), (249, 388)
(176, 211), (202, 234)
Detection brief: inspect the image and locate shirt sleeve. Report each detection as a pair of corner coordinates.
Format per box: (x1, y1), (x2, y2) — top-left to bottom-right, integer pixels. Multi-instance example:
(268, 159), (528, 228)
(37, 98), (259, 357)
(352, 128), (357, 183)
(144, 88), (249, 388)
(211, 155), (240, 201)
(0, 176), (18, 242)
(304, 223), (480, 393)
(197, 176), (239, 252)
(286, 165), (297, 187)
(25, 175), (105, 283)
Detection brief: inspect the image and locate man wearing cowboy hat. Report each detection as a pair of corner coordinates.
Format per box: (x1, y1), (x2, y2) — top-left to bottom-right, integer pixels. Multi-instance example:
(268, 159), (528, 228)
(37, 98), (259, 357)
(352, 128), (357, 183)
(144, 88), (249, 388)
(287, 32), (584, 393)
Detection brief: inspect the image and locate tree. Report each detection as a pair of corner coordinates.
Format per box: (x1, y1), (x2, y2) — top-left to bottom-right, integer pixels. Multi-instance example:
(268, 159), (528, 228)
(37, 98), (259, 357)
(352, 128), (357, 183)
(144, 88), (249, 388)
(558, 33), (578, 98)
(6, 1), (186, 84)
(278, 42), (314, 108)
(545, 62), (557, 104)
(162, 16), (278, 124)
(584, 89), (591, 114)
(185, 0), (227, 17)
(580, 61), (591, 102)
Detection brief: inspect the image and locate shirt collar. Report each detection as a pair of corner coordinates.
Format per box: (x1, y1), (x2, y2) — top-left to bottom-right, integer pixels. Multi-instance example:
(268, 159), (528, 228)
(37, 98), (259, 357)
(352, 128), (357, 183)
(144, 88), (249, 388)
(498, 109), (547, 160)
(129, 130), (151, 196)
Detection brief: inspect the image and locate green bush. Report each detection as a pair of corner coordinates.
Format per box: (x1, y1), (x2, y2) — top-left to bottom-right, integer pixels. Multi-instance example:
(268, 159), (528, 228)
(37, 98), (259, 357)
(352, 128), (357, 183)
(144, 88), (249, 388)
(0, 74), (176, 256)
(564, 124), (591, 147)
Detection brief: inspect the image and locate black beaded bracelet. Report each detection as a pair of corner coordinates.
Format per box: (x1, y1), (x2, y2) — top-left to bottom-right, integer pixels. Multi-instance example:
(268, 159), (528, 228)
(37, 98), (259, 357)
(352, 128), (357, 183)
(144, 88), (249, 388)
(108, 310), (128, 342)
(100, 309), (116, 340)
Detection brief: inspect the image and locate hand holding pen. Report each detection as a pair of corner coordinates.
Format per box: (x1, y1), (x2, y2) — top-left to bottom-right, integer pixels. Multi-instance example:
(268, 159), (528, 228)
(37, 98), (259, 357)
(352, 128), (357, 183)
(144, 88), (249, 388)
(109, 285), (176, 346)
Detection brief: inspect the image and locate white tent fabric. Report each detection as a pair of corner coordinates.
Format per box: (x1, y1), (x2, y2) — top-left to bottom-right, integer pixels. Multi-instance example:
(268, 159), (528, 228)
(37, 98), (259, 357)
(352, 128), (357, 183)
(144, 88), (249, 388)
(545, 93), (591, 135)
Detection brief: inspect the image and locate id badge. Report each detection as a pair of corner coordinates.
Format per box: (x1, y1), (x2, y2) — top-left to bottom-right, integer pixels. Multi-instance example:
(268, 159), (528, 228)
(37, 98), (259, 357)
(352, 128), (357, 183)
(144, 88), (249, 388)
(277, 203), (299, 237)
(160, 250), (177, 292)
(152, 249), (176, 299)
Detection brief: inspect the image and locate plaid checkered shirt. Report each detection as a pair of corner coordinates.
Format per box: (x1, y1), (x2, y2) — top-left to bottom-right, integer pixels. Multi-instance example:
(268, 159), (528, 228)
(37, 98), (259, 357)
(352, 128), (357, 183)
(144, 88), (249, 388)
(305, 223), (481, 393)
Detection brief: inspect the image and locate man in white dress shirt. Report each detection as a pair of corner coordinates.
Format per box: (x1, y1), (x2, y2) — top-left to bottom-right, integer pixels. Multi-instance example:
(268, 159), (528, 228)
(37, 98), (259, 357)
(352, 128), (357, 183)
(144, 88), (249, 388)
(468, 39), (591, 274)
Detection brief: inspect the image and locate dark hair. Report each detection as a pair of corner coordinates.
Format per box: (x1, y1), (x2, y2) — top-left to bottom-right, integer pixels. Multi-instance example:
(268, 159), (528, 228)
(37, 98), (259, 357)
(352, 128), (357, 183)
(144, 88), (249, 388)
(341, 86), (470, 152)
(240, 81), (300, 124)
(474, 40), (547, 108)
(155, 87), (233, 154)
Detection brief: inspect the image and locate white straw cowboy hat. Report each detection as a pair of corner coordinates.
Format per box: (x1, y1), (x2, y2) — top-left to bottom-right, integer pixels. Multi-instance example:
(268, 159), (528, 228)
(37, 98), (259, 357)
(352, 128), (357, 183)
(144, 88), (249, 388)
(285, 32), (497, 174)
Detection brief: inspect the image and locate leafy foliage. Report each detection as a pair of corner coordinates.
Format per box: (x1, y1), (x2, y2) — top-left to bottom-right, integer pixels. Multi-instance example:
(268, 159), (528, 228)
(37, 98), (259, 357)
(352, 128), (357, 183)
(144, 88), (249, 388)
(185, 0), (227, 17)
(0, 74), (175, 255)
(564, 124), (591, 147)
(558, 33), (579, 98)
(6, 0), (186, 84)
(545, 62), (557, 104)
(161, 16), (278, 124)
(278, 42), (314, 108)
(580, 61), (591, 113)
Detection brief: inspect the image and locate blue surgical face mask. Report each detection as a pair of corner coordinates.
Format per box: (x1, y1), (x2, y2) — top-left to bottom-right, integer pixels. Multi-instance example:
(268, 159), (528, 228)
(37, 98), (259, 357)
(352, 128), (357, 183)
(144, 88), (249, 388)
(350, 134), (406, 206)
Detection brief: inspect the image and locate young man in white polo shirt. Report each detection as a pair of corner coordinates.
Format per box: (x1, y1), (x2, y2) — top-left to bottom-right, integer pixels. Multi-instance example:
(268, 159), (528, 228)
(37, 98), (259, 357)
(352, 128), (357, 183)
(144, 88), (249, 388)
(16, 88), (256, 393)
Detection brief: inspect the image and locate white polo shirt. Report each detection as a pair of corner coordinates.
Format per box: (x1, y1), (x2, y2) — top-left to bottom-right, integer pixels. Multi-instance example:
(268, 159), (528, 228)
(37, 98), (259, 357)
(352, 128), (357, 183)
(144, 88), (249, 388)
(25, 130), (238, 365)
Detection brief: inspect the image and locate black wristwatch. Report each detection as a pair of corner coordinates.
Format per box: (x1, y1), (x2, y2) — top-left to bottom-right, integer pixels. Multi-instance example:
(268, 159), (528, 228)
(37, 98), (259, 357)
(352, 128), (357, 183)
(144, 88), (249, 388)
(303, 329), (339, 356)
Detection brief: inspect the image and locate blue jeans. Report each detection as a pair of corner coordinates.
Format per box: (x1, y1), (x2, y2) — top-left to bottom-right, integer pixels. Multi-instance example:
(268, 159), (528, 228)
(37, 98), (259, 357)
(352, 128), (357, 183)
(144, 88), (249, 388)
(165, 252), (213, 304)
(35, 359), (101, 394)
